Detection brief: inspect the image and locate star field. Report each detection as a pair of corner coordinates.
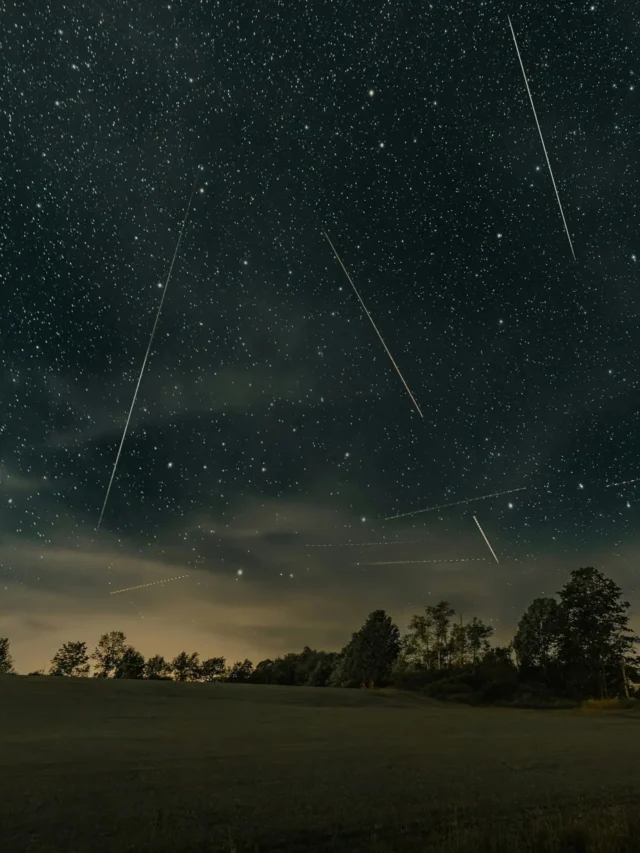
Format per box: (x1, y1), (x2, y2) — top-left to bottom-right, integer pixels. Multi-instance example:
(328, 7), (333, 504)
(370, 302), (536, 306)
(1, 1), (639, 670)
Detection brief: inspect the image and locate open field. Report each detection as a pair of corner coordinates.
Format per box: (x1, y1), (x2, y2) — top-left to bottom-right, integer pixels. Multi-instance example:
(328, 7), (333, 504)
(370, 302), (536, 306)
(1, 676), (639, 852)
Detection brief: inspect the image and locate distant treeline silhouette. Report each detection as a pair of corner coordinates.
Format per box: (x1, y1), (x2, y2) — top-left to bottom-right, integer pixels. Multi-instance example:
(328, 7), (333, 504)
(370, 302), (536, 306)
(2, 567), (638, 703)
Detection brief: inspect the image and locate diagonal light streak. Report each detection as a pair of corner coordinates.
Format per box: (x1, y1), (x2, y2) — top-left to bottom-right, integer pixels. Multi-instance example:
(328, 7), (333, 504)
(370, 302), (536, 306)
(473, 515), (500, 564)
(508, 15), (576, 261)
(605, 477), (640, 489)
(323, 231), (424, 418)
(304, 539), (430, 548)
(355, 558), (487, 566)
(97, 175), (200, 529)
(109, 574), (189, 596)
(385, 486), (527, 520)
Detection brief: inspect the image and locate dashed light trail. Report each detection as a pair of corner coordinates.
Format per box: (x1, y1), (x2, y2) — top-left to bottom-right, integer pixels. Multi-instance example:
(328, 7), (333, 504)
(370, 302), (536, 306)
(355, 558), (487, 566)
(304, 539), (431, 548)
(385, 486), (527, 520)
(109, 574), (190, 596)
(606, 477), (640, 489)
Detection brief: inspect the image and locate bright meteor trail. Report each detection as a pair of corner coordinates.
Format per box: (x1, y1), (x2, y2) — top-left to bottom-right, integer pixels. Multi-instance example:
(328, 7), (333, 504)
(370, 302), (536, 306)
(508, 15), (576, 261)
(97, 174), (200, 529)
(109, 574), (189, 596)
(385, 486), (527, 520)
(473, 515), (500, 565)
(323, 231), (424, 419)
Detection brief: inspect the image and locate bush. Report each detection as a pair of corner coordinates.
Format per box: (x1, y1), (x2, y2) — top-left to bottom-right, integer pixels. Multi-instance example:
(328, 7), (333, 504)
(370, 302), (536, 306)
(477, 680), (520, 704)
(423, 677), (475, 699)
(582, 698), (640, 712)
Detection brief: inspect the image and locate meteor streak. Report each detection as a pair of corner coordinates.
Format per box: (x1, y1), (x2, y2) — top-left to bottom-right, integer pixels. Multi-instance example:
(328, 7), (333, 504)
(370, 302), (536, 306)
(606, 477), (640, 489)
(508, 15), (576, 261)
(97, 174), (200, 529)
(473, 515), (500, 564)
(109, 574), (189, 595)
(323, 231), (424, 418)
(385, 486), (527, 520)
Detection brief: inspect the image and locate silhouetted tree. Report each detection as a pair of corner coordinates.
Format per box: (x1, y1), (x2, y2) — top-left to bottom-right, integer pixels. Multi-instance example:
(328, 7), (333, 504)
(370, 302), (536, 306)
(171, 651), (200, 682)
(345, 609), (400, 688)
(251, 659), (275, 684)
(114, 646), (145, 679)
(49, 641), (90, 677)
(477, 644), (518, 686)
(449, 616), (469, 668)
(328, 650), (356, 687)
(270, 653), (298, 685)
(306, 651), (340, 686)
(27, 670), (45, 676)
(0, 638), (15, 674)
(466, 616), (494, 665)
(227, 659), (253, 682)
(402, 609), (436, 671)
(556, 567), (639, 699)
(200, 656), (226, 682)
(144, 654), (171, 680)
(400, 601), (456, 672)
(91, 631), (127, 678)
(431, 601), (456, 669)
(513, 598), (561, 677)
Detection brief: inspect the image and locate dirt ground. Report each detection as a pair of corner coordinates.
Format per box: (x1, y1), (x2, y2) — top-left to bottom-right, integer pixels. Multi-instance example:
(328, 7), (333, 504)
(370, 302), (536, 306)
(1, 676), (638, 852)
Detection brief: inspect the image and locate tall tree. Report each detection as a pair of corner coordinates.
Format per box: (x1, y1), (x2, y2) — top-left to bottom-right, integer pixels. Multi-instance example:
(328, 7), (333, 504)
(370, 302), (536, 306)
(251, 659), (275, 684)
(556, 567), (639, 699)
(91, 631), (127, 678)
(430, 601), (456, 670)
(513, 597), (561, 675)
(270, 653), (299, 685)
(401, 601), (456, 671)
(348, 609), (400, 688)
(114, 646), (145, 679)
(0, 638), (14, 674)
(171, 651), (201, 682)
(466, 616), (494, 665)
(145, 654), (171, 680)
(200, 656), (226, 682)
(449, 615), (469, 668)
(49, 641), (90, 677)
(403, 609), (437, 670)
(227, 659), (254, 683)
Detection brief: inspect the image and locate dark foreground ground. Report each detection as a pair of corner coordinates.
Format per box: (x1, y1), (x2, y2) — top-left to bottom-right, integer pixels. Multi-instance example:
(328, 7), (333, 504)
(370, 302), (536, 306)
(1, 676), (639, 852)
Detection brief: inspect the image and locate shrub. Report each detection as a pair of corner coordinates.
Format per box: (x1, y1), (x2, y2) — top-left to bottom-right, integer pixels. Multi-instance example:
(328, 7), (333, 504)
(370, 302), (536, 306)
(477, 680), (520, 704)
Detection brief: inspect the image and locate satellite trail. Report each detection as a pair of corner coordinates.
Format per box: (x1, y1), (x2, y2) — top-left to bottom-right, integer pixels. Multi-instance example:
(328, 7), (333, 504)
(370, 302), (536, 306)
(385, 486), (527, 520)
(355, 558), (486, 566)
(508, 15), (576, 261)
(606, 477), (640, 489)
(473, 515), (500, 564)
(304, 539), (430, 548)
(323, 231), (424, 418)
(97, 174), (200, 529)
(109, 574), (189, 596)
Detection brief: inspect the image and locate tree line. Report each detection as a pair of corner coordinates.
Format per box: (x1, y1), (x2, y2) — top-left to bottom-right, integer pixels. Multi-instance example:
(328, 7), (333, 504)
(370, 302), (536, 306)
(1, 567), (638, 703)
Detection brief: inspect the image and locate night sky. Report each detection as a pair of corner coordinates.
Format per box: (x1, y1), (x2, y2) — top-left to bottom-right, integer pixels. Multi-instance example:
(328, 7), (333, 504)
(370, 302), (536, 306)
(2, 1), (639, 673)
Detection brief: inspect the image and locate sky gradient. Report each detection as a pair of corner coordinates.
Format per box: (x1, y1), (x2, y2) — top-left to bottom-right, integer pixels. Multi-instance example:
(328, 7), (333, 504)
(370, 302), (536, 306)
(2, 1), (639, 673)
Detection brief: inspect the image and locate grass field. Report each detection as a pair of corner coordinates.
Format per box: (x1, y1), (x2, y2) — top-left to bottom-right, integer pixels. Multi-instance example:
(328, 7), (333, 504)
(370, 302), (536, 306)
(1, 676), (639, 852)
